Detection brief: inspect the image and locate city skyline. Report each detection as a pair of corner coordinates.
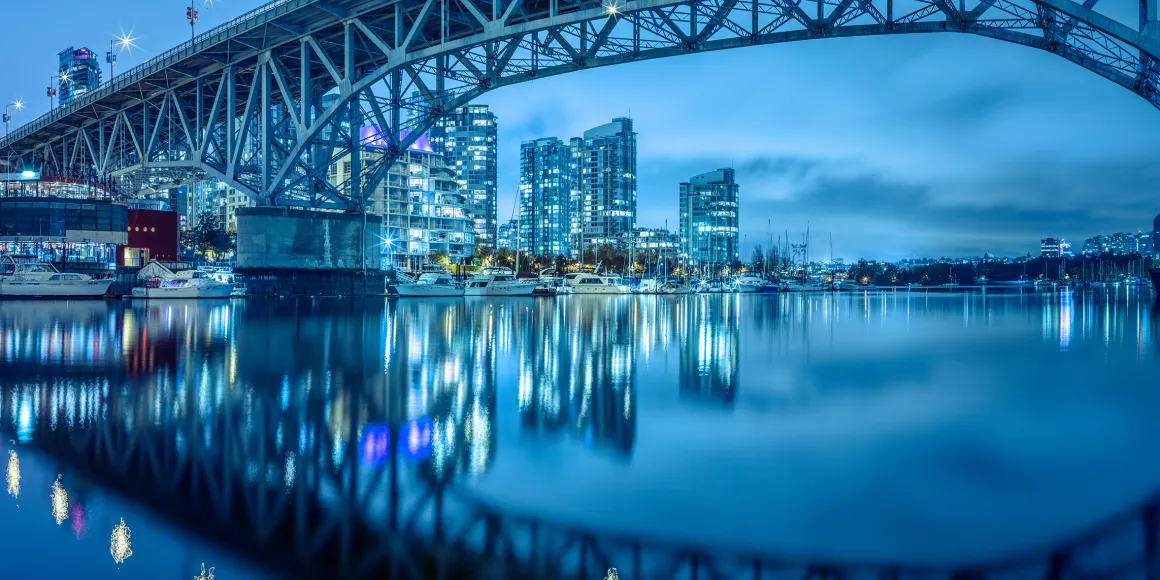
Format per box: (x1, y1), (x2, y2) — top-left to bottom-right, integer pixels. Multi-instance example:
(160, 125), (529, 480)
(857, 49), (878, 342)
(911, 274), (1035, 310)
(3, 0), (1160, 261)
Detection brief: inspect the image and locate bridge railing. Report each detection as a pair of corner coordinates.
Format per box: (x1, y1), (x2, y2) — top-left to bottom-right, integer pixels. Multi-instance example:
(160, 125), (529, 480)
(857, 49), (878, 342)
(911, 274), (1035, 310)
(0, 0), (313, 152)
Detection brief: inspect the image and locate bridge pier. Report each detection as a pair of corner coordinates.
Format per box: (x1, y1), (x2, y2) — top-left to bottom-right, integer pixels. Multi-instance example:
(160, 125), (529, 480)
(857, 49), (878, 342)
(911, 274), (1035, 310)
(234, 207), (385, 298)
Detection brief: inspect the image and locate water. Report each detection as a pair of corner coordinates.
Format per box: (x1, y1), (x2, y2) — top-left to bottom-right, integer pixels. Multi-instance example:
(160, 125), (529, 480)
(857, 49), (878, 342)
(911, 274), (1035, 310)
(0, 289), (1157, 577)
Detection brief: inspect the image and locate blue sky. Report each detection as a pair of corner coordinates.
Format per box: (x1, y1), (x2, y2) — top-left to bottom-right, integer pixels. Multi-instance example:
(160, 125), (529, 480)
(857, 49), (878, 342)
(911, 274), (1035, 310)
(3, 0), (1160, 260)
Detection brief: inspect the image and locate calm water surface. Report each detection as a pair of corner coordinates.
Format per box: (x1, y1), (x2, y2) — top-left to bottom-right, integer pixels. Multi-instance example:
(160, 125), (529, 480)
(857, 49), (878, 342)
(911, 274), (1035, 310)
(0, 289), (1158, 577)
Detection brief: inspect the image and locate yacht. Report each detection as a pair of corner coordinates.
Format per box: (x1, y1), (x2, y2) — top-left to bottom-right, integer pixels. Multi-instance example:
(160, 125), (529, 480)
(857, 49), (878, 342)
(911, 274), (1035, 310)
(636, 278), (662, 293)
(736, 274), (766, 293)
(566, 273), (627, 295)
(397, 273), (464, 297)
(781, 280), (826, 292)
(131, 261), (233, 299)
(660, 281), (694, 294)
(0, 257), (112, 298)
(463, 273), (537, 296)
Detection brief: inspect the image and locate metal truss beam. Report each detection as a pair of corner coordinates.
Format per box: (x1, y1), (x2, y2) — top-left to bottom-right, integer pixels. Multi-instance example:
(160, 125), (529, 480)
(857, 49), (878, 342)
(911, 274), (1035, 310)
(0, 0), (1155, 207)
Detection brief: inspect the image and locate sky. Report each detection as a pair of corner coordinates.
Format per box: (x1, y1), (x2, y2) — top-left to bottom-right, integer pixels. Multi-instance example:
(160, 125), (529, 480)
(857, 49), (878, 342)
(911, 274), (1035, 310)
(2, 0), (1160, 260)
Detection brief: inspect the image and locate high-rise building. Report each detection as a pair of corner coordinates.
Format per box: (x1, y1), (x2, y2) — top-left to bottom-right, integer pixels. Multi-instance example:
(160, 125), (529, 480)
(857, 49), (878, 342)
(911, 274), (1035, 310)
(519, 138), (575, 257)
(430, 105), (498, 249)
(680, 168), (740, 270)
(577, 118), (637, 249)
(58, 47), (102, 106)
(1154, 214), (1160, 258)
(1040, 238), (1062, 258)
(497, 220), (517, 251)
(331, 130), (475, 269)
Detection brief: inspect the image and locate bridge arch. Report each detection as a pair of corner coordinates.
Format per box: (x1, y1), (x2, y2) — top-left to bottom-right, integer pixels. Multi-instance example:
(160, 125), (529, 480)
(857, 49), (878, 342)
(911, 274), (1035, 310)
(0, 0), (1157, 207)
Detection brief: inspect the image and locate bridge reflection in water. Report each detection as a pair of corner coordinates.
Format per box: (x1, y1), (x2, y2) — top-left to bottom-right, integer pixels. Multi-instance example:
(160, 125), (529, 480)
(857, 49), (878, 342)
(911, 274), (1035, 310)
(0, 296), (1157, 579)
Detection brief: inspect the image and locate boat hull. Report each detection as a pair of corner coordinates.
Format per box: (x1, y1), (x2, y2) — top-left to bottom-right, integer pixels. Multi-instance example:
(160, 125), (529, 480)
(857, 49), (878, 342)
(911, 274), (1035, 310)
(0, 279), (112, 298)
(736, 284), (763, 293)
(464, 284), (537, 296)
(1150, 268), (1160, 292)
(131, 285), (234, 299)
(396, 284), (464, 297)
(569, 286), (626, 295)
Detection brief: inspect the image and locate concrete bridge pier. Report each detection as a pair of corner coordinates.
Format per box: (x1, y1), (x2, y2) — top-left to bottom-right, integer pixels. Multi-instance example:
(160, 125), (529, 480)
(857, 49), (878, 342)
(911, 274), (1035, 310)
(234, 207), (385, 298)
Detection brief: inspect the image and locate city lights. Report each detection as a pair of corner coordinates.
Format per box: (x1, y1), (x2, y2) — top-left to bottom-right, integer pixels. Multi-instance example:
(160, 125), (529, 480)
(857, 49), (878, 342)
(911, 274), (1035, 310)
(110, 518), (134, 563)
(50, 476), (69, 525)
(5, 451), (19, 498)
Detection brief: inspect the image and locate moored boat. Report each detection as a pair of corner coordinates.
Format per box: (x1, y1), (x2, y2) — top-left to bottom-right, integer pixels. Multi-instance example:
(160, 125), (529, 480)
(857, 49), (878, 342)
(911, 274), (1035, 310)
(396, 273), (464, 297)
(130, 261), (233, 299)
(566, 273), (627, 295)
(736, 274), (766, 293)
(0, 256), (112, 298)
(463, 273), (537, 296)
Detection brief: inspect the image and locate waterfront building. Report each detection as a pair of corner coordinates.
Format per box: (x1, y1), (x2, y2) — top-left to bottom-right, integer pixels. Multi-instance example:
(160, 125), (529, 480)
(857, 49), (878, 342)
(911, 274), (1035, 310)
(331, 130), (475, 270)
(1154, 214), (1160, 258)
(1082, 235), (1111, 256)
(497, 220), (517, 251)
(617, 227), (681, 252)
(519, 138), (575, 257)
(223, 188), (256, 234)
(576, 118), (637, 250)
(58, 47), (102, 106)
(1040, 238), (1062, 258)
(679, 168), (740, 272)
(430, 105), (498, 249)
(1137, 232), (1154, 257)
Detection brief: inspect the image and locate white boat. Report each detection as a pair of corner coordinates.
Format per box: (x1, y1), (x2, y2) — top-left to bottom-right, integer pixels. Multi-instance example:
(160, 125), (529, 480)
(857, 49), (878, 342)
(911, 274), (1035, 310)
(131, 261), (233, 299)
(736, 274), (766, 293)
(781, 280), (827, 292)
(463, 273), (537, 296)
(397, 273), (464, 297)
(636, 278), (662, 293)
(0, 256), (112, 298)
(660, 281), (694, 294)
(566, 273), (627, 295)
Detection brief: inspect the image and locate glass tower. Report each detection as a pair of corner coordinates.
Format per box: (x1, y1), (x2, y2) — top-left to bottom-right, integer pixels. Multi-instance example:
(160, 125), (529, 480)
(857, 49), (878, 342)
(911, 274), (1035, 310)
(519, 138), (575, 257)
(679, 168), (740, 273)
(577, 118), (636, 251)
(58, 47), (102, 106)
(430, 105), (498, 250)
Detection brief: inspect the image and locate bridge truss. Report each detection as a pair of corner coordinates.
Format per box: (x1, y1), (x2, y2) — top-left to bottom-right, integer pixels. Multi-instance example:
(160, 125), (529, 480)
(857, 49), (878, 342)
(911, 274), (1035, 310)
(0, 0), (1157, 208)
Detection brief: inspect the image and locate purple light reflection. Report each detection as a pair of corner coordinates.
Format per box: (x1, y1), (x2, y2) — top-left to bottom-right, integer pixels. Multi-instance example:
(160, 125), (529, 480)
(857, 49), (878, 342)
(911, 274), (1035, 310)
(359, 127), (434, 152)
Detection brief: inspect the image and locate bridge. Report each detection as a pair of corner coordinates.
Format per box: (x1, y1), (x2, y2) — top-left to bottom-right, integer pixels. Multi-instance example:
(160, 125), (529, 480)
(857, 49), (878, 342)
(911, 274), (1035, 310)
(0, 0), (1157, 209)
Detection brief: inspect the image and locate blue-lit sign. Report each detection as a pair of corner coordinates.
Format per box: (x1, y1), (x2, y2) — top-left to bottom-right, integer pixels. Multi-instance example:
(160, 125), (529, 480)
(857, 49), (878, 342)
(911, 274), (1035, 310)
(359, 417), (434, 465)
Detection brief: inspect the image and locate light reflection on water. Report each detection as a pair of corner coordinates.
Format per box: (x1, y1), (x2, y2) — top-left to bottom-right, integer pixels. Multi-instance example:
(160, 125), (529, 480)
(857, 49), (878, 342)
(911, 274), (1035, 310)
(0, 290), (1156, 569)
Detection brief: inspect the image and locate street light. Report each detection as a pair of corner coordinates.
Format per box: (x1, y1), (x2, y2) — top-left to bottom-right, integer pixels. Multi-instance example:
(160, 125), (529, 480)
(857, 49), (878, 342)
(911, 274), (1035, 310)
(48, 74), (67, 111)
(4, 100), (23, 138)
(107, 32), (137, 84)
(107, 40), (118, 81)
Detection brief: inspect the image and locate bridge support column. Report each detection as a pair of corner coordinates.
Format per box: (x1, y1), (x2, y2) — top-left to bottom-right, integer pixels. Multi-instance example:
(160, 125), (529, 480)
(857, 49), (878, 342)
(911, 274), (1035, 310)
(1145, 0), (1159, 37)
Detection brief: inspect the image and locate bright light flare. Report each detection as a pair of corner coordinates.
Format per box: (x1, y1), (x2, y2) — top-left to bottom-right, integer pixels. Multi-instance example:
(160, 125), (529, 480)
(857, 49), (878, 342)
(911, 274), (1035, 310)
(110, 518), (133, 563)
(12, 100), (24, 111)
(603, 0), (621, 15)
(60, 74), (70, 82)
(51, 475), (69, 525)
(5, 451), (19, 498)
(115, 30), (139, 57)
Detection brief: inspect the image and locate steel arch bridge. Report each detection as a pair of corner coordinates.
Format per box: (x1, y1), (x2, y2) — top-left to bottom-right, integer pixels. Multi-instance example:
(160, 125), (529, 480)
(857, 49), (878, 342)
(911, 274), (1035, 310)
(1, 0), (1158, 208)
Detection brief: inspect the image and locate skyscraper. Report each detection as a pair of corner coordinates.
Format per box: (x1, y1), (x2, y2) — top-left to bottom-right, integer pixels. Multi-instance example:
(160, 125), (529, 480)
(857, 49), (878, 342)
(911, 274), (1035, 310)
(577, 118), (637, 250)
(519, 138), (575, 256)
(1154, 214), (1160, 259)
(680, 168), (740, 271)
(58, 47), (102, 106)
(430, 105), (498, 249)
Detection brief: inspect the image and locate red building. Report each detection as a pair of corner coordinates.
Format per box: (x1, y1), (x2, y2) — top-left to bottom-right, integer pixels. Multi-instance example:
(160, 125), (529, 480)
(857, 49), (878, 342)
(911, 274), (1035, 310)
(117, 209), (179, 266)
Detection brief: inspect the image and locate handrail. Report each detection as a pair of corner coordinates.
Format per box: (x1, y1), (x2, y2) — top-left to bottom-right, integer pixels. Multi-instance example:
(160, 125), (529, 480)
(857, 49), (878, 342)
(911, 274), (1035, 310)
(0, 0), (315, 151)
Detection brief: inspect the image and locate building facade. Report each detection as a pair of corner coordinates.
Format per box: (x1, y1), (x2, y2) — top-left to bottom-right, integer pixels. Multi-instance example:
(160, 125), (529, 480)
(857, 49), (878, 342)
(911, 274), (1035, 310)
(1040, 238), (1062, 258)
(430, 105), (498, 250)
(497, 220), (517, 251)
(1154, 214), (1160, 259)
(576, 118), (636, 250)
(519, 138), (575, 257)
(679, 168), (740, 270)
(331, 131), (476, 270)
(58, 47), (102, 106)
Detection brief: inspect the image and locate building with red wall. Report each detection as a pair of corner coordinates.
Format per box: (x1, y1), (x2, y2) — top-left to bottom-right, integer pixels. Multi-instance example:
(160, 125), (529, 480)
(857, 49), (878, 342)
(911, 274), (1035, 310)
(117, 209), (179, 266)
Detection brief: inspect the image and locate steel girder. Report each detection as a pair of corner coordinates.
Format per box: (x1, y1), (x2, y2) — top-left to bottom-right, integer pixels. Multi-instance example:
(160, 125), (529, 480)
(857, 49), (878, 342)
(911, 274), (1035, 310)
(1, 0), (1158, 207)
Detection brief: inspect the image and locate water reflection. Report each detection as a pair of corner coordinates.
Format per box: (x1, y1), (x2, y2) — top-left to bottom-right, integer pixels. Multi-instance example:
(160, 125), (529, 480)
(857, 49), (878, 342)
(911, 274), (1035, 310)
(0, 290), (1156, 574)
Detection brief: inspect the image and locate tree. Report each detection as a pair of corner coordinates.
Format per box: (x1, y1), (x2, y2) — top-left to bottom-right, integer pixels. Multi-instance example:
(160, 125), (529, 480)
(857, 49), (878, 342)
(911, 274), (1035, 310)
(750, 245), (765, 274)
(181, 211), (230, 261)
